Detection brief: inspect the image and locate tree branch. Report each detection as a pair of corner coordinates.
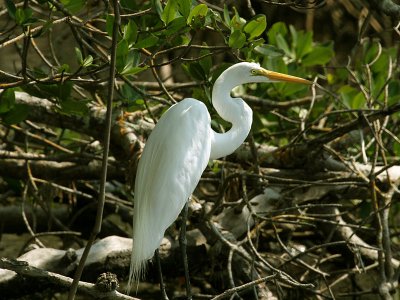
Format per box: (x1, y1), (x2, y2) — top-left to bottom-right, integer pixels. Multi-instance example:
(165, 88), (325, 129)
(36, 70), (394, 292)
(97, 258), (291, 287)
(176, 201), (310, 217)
(0, 257), (137, 300)
(368, 0), (400, 19)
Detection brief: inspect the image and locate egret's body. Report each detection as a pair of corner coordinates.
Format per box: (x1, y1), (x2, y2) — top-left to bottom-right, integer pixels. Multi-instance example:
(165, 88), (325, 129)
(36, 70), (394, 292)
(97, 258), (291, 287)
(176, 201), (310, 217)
(128, 62), (310, 291)
(130, 98), (211, 283)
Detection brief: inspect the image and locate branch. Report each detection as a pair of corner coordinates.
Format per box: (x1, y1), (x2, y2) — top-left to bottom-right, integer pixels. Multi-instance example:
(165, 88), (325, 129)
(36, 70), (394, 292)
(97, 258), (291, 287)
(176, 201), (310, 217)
(368, 0), (400, 19)
(69, 0), (121, 297)
(13, 91), (144, 159)
(333, 207), (400, 269)
(0, 157), (123, 180)
(0, 236), (135, 298)
(0, 257), (137, 300)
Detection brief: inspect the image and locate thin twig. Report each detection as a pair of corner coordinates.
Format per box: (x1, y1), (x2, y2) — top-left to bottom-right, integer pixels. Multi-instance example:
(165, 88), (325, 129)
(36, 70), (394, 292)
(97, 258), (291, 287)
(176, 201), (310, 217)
(67, 0), (120, 299)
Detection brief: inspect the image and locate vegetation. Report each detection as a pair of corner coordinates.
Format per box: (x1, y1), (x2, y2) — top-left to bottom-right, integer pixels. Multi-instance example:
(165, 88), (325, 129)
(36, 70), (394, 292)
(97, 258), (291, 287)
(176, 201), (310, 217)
(0, 0), (399, 299)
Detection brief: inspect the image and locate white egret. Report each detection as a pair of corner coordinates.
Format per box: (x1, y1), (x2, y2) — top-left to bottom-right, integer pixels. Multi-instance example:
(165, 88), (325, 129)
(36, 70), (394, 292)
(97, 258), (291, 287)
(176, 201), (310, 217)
(128, 62), (311, 292)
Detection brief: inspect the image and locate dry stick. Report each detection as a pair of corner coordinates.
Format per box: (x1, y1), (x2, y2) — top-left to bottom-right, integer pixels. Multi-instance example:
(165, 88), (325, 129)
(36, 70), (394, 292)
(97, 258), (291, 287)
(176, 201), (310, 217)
(11, 125), (74, 154)
(0, 258), (137, 300)
(67, 1), (120, 299)
(21, 184), (46, 249)
(379, 55), (396, 288)
(21, 27), (30, 82)
(210, 274), (278, 300)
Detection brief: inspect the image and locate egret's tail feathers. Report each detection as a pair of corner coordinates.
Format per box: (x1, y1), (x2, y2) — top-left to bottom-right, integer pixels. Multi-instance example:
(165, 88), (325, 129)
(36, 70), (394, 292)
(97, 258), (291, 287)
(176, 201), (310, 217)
(126, 252), (146, 294)
(127, 203), (164, 294)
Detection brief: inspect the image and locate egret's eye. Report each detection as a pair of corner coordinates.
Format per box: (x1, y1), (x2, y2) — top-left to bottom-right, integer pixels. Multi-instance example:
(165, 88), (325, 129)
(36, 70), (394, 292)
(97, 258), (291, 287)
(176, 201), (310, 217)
(251, 69), (258, 75)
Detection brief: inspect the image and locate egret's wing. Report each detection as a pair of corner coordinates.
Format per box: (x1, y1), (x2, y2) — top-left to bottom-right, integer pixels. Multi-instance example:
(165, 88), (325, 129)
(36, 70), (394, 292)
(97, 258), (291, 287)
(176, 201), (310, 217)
(129, 98), (211, 287)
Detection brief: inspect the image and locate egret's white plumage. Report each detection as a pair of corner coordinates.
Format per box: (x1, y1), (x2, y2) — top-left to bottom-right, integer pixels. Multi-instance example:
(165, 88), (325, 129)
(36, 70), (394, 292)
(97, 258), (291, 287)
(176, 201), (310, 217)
(128, 62), (310, 292)
(129, 98), (211, 285)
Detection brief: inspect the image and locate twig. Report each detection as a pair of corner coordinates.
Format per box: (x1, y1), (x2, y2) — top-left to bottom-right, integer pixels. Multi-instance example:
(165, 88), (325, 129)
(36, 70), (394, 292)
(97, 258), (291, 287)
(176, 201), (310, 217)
(210, 274), (278, 300)
(21, 184), (46, 249)
(10, 125), (74, 154)
(68, 0), (120, 299)
(0, 17), (69, 49)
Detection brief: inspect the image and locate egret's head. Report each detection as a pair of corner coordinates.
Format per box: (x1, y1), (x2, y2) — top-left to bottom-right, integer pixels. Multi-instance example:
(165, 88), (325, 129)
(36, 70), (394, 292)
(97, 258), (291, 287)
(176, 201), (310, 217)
(223, 62), (311, 85)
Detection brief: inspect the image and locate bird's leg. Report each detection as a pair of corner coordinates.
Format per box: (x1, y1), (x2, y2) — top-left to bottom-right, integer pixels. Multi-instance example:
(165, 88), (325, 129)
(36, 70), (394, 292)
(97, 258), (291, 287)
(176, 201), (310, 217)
(155, 249), (169, 300)
(180, 201), (192, 300)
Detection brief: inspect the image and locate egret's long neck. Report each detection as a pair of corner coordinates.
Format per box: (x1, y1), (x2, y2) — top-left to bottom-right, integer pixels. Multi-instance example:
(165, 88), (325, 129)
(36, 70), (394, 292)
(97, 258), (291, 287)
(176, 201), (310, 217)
(210, 72), (253, 160)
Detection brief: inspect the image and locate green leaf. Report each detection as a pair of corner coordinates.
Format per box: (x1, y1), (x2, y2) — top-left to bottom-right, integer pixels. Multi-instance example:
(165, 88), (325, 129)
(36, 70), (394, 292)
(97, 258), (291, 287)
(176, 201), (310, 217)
(117, 46), (146, 75)
(254, 44), (284, 57)
(352, 92), (366, 109)
(229, 30), (246, 49)
(60, 0), (85, 14)
(59, 99), (89, 116)
(210, 63), (231, 83)
(210, 161), (221, 173)
(289, 25), (298, 50)
(134, 34), (159, 49)
(15, 8), (36, 26)
(121, 65), (148, 76)
(182, 63), (206, 81)
(370, 50), (389, 74)
(164, 17), (186, 36)
(5, 0), (16, 19)
(120, 0), (138, 10)
(275, 33), (292, 57)
(187, 4), (208, 25)
(82, 55), (93, 68)
(177, 0), (191, 18)
(0, 89), (16, 113)
(267, 22), (287, 45)
(230, 15), (246, 31)
(223, 4), (230, 26)
(302, 44), (334, 66)
(58, 64), (70, 73)
(294, 30), (313, 59)
(151, 0), (163, 20)
(199, 48), (212, 76)
(230, 8), (246, 30)
(123, 20), (138, 47)
(15, 8), (25, 25)
(169, 33), (190, 47)
(117, 39), (129, 58)
(162, 0), (178, 25)
(75, 47), (83, 65)
(116, 39), (129, 72)
(339, 85), (358, 108)
(388, 81), (400, 105)
(76, 49), (93, 68)
(2, 104), (30, 124)
(106, 14), (114, 37)
(135, 99), (145, 105)
(244, 14), (266, 40)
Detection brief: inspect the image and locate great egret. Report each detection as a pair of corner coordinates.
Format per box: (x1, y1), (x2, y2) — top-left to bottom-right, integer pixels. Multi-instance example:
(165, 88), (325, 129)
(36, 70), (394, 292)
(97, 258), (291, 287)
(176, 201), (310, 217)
(128, 62), (311, 292)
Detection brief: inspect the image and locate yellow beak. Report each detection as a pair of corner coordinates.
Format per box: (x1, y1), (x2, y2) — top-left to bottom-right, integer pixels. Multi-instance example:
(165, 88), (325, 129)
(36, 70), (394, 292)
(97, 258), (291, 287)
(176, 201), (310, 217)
(258, 69), (312, 85)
